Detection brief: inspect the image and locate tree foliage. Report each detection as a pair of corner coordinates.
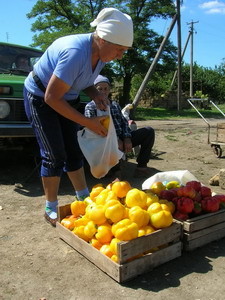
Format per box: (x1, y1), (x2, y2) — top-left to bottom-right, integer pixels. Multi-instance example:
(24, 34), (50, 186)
(180, 62), (225, 103)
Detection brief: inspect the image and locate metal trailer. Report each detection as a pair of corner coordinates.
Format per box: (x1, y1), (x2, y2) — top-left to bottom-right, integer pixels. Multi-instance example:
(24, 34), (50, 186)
(187, 98), (225, 158)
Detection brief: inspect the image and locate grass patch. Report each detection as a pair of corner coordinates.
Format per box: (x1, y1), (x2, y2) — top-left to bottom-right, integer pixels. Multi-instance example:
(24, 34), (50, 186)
(134, 105), (225, 120)
(164, 135), (178, 141)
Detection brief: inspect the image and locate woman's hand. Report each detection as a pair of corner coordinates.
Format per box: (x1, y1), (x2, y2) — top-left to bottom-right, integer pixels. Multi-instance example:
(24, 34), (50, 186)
(123, 137), (133, 153)
(118, 139), (124, 152)
(85, 116), (109, 137)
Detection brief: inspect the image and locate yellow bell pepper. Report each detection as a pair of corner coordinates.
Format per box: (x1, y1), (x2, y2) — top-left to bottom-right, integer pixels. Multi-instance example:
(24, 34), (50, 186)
(96, 190), (118, 205)
(138, 225), (155, 237)
(73, 216), (90, 227)
(111, 254), (118, 263)
(109, 238), (121, 255)
(95, 189), (109, 205)
(105, 200), (125, 223)
(90, 238), (103, 250)
(95, 223), (113, 244)
(112, 218), (139, 241)
(158, 199), (175, 214)
(111, 181), (132, 198)
(60, 215), (77, 231)
(70, 200), (87, 217)
(84, 196), (94, 205)
(73, 226), (90, 242)
(150, 210), (173, 229)
(147, 202), (163, 216)
(99, 244), (114, 258)
(89, 186), (105, 201)
(125, 188), (147, 208)
(85, 203), (106, 225)
(128, 206), (150, 228)
(145, 191), (159, 207)
(123, 207), (130, 219)
(83, 221), (97, 239)
(147, 202), (173, 229)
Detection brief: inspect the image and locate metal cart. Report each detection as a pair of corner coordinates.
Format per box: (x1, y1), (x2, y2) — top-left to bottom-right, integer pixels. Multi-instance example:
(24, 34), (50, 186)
(187, 98), (225, 158)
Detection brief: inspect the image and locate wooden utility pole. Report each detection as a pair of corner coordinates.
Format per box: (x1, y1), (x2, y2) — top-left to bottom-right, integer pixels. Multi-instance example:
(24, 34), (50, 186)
(176, 0), (182, 111)
(188, 20), (199, 97)
(132, 14), (177, 109)
(132, 1), (183, 111)
(171, 30), (191, 89)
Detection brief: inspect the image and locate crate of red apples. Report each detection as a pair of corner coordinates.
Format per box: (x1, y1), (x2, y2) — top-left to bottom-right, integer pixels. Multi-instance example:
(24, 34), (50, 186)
(142, 170), (225, 251)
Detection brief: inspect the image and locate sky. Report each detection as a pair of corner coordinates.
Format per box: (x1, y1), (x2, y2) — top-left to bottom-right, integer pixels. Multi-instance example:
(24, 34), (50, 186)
(0, 0), (225, 69)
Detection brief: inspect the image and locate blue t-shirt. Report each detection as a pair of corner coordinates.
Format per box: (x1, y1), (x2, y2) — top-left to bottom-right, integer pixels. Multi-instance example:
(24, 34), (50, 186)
(24, 33), (105, 100)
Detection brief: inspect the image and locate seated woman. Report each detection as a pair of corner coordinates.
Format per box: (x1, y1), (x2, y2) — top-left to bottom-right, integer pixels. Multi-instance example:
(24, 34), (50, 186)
(84, 75), (155, 179)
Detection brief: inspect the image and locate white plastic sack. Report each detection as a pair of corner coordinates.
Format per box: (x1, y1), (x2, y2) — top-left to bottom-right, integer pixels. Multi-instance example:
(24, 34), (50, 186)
(77, 108), (123, 179)
(142, 170), (199, 190)
(121, 104), (133, 121)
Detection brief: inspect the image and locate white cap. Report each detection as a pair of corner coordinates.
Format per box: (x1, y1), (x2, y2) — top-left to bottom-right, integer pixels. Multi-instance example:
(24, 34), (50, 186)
(94, 75), (110, 86)
(90, 8), (133, 47)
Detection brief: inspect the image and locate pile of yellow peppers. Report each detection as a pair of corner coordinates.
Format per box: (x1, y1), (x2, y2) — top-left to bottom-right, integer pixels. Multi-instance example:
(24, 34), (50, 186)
(61, 181), (175, 262)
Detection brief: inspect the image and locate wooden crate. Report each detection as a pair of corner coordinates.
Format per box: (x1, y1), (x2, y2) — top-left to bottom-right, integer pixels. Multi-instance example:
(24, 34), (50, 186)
(175, 209), (225, 251)
(56, 204), (182, 283)
(217, 123), (225, 143)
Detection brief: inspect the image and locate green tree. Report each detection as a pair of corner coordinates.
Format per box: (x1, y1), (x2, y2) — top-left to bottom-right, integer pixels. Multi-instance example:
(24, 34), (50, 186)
(27, 0), (177, 106)
(180, 62), (225, 103)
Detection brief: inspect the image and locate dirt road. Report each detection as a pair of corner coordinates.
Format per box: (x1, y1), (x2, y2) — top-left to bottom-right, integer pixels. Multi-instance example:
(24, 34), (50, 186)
(1, 118), (225, 300)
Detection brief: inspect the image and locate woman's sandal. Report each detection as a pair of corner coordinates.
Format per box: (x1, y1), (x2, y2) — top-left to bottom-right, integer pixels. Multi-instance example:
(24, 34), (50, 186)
(44, 212), (58, 227)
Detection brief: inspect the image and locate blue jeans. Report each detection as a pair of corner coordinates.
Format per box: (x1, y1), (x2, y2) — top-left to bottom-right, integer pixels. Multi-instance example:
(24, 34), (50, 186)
(23, 88), (84, 177)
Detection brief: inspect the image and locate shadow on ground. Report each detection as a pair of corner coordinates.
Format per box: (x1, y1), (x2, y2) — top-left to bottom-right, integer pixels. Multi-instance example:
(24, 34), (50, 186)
(122, 237), (225, 291)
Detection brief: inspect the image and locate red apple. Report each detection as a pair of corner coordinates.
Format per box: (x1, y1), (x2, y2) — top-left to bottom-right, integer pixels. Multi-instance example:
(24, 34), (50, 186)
(173, 210), (189, 221)
(201, 196), (220, 213)
(186, 181), (202, 192)
(170, 188), (179, 197)
(159, 189), (176, 201)
(200, 186), (212, 198)
(192, 191), (202, 203)
(177, 197), (194, 214)
(212, 194), (225, 209)
(172, 196), (180, 206)
(177, 186), (196, 199)
(193, 201), (202, 215)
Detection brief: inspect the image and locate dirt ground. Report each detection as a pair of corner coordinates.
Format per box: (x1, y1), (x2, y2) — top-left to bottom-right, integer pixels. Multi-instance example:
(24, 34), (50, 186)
(1, 118), (225, 300)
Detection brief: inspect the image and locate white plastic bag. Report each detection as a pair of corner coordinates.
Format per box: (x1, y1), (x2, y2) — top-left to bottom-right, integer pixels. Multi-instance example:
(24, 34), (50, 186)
(77, 108), (123, 178)
(142, 170), (199, 190)
(121, 104), (133, 121)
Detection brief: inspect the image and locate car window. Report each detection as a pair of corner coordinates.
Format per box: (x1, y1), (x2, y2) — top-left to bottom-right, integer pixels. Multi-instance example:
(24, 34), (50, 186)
(0, 44), (43, 74)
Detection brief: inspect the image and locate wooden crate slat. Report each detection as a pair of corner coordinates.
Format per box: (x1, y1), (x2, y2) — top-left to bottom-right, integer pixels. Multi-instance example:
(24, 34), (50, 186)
(119, 242), (182, 282)
(118, 222), (181, 264)
(182, 209), (225, 232)
(57, 203), (182, 283)
(183, 227), (225, 251)
(184, 221), (225, 241)
(56, 223), (121, 281)
(58, 204), (71, 221)
(56, 223), (182, 283)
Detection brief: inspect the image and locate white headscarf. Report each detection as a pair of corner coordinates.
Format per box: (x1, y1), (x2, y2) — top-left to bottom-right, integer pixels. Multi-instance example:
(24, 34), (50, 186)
(90, 8), (133, 47)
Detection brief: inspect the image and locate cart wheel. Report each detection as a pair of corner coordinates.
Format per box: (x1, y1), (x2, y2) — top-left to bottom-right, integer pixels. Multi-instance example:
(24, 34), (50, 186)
(211, 144), (222, 158)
